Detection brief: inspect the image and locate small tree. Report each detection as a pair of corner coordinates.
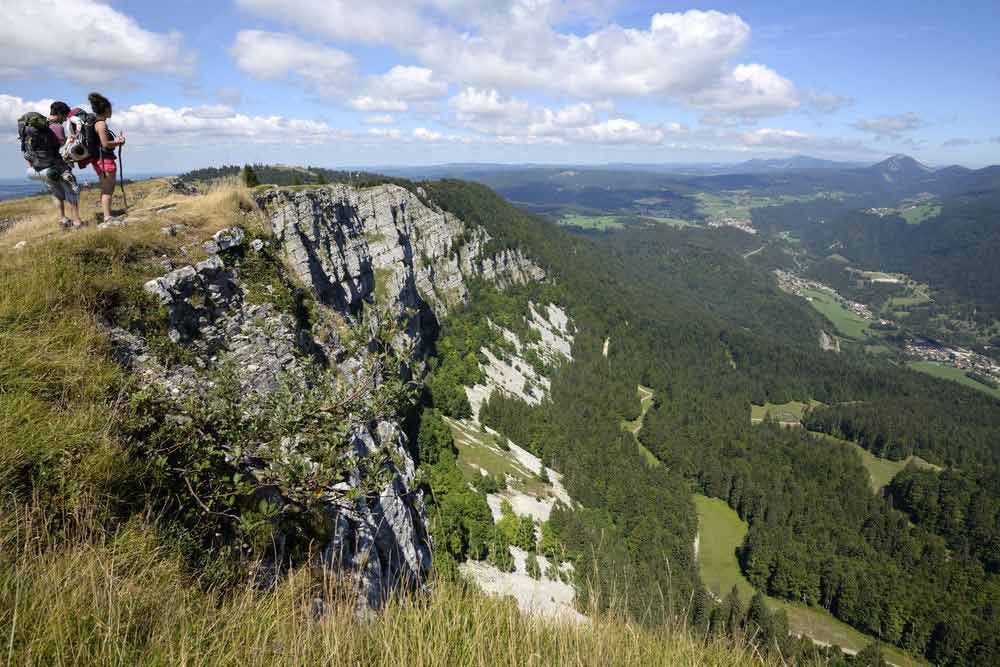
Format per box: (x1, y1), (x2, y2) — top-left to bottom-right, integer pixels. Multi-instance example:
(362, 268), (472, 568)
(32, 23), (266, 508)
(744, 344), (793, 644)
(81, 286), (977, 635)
(488, 529), (514, 572)
(315, 171), (328, 185)
(538, 466), (550, 484)
(526, 553), (541, 579)
(515, 515), (537, 551)
(242, 164), (260, 187)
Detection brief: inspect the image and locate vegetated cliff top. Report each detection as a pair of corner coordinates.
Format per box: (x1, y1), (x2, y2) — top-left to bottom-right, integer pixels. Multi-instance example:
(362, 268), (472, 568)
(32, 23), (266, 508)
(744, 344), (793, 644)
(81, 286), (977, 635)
(0, 175), (790, 666)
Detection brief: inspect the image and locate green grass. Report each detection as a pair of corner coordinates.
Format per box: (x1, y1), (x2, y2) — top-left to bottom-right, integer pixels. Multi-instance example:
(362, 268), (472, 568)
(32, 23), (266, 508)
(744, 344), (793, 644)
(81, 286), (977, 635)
(907, 362), (1000, 400)
(694, 191), (844, 224)
(557, 213), (625, 230)
(900, 205), (941, 225)
(812, 432), (941, 492)
(749, 400), (821, 425)
(623, 385), (660, 466)
(446, 417), (548, 496)
(802, 289), (871, 340)
(641, 216), (695, 228)
(694, 495), (921, 665)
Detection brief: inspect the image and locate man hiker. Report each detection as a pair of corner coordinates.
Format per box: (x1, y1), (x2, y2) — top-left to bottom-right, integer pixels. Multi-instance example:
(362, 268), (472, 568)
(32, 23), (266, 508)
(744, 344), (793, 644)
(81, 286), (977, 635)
(19, 101), (83, 229)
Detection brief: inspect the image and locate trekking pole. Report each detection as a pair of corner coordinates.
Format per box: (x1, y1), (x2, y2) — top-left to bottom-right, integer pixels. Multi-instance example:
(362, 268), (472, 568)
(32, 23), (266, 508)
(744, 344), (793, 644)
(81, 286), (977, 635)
(117, 143), (128, 211)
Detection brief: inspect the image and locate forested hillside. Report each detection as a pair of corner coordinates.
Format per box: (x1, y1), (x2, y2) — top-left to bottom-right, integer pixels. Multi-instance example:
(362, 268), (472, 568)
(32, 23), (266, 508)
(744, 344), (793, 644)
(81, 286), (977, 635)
(419, 180), (1000, 665)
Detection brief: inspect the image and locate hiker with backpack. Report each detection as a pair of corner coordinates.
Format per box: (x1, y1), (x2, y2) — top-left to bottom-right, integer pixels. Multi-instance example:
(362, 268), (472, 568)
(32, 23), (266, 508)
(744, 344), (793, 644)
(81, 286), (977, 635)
(83, 92), (126, 223)
(18, 101), (83, 229)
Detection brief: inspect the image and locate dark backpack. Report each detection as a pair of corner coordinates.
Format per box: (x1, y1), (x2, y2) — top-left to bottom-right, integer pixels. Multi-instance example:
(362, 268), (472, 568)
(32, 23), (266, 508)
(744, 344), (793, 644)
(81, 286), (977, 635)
(17, 112), (59, 168)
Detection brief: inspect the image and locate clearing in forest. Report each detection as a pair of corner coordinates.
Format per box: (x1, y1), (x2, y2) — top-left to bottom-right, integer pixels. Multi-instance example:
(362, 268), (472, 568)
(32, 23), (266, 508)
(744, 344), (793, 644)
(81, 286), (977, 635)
(622, 385), (660, 467)
(694, 495), (921, 666)
(749, 400), (822, 425)
(445, 417), (549, 497)
(811, 433), (940, 492)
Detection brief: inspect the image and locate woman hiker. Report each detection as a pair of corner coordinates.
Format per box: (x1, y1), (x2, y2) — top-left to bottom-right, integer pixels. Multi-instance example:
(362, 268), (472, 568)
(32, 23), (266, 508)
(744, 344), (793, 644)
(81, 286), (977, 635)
(86, 92), (126, 223)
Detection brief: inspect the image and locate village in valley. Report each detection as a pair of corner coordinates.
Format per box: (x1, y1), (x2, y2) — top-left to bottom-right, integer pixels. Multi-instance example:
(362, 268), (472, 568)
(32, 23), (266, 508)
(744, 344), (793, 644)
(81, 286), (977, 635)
(772, 270), (1000, 387)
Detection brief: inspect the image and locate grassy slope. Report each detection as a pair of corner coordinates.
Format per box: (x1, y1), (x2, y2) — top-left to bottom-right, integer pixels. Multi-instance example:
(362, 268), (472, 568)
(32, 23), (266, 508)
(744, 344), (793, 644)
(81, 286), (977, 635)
(0, 513), (776, 667)
(694, 496), (920, 666)
(623, 385), (661, 467)
(802, 288), (871, 340)
(908, 361), (1000, 400)
(446, 417), (548, 496)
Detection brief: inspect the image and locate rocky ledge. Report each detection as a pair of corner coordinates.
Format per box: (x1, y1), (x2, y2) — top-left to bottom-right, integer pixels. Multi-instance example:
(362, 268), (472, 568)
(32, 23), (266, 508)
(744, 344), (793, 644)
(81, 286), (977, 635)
(114, 182), (550, 614)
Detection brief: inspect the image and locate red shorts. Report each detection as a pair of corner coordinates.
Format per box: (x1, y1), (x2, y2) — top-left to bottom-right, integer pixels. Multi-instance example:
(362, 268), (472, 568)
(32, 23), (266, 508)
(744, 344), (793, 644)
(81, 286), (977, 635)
(86, 158), (116, 177)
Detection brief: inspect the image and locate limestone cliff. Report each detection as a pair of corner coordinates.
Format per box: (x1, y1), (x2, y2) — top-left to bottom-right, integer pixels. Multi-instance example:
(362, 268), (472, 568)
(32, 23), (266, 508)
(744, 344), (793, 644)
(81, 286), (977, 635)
(124, 182), (547, 613)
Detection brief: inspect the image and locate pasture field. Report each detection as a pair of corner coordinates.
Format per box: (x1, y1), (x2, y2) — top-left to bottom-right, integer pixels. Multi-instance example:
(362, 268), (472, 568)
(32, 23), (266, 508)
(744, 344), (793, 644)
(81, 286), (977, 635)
(749, 400), (821, 424)
(557, 213), (624, 230)
(812, 433), (911, 491)
(641, 216), (695, 228)
(802, 289), (871, 340)
(695, 495), (920, 666)
(908, 362), (1000, 399)
(900, 205), (941, 225)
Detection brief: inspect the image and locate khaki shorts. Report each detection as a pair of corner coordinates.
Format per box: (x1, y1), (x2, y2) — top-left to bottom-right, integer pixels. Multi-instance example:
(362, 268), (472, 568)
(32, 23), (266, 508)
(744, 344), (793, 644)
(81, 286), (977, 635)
(39, 168), (79, 205)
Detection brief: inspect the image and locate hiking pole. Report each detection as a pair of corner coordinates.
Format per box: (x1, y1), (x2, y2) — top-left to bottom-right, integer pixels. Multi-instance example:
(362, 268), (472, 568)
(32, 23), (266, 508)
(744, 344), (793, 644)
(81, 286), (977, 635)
(117, 143), (128, 211)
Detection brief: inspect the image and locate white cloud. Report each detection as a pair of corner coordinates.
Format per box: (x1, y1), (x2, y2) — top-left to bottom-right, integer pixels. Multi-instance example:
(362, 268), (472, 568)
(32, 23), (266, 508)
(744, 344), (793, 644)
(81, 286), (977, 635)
(446, 87), (664, 146)
(230, 30), (355, 97)
(235, 3), (818, 121)
(413, 127), (444, 141)
(348, 97), (409, 112)
(367, 66), (447, 101)
(0, 0), (194, 84)
(347, 65), (448, 113)
(0, 94), (55, 128)
(362, 114), (396, 125)
(368, 127), (402, 139)
(685, 64), (800, 120)
(852, 112), (924, 138)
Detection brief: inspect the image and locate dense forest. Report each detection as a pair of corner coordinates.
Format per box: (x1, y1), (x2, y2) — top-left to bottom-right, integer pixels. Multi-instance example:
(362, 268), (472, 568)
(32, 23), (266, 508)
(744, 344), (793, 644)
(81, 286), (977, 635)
(415, 180), (1000, 665)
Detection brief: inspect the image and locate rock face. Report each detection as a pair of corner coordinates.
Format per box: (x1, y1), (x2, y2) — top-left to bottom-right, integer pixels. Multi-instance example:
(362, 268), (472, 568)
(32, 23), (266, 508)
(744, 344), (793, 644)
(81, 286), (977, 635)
(255, 184), (545, 354)
(127, 182), (549, 614)
(465, 303), (574, 420)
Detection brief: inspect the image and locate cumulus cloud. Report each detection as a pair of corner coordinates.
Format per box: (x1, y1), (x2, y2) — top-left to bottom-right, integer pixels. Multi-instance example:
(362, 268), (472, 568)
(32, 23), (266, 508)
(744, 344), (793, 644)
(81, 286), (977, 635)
(0, 0), (194, 84)
(235, 2), (824, 121)
(852, 112), (924, 138)
(446, 87), (664, 145)
(367, 127), (403, 140)
(348, 97), (409, 112)
(0, 94), (55, 129)
(1, 95), (351, 148)
(347, 65), (447, 112)
(230, 30), (355, 97)
(684, 64), (800, 120)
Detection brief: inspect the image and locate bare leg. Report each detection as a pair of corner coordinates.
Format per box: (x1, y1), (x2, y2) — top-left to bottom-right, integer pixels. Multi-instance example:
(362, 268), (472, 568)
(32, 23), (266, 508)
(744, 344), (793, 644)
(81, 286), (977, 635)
(100, 173), (115, 220)
(52, 196), (66, 224)
(65, 199), (82, 225)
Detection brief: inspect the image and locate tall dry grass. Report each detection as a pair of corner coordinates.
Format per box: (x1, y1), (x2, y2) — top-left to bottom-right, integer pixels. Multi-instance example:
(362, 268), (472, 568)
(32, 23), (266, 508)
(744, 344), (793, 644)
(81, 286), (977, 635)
(0, 504), (784, 667)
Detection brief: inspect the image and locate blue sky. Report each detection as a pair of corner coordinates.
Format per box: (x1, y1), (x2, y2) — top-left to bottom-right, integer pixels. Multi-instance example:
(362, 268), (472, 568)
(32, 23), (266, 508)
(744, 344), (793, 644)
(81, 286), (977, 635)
(1, 0), (998, 176)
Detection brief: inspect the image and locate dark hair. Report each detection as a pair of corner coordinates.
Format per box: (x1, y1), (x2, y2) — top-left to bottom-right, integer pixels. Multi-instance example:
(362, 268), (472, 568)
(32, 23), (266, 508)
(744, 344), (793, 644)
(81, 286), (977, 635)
(88, 92), (112, 117)
(50, 101), (70, 117)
